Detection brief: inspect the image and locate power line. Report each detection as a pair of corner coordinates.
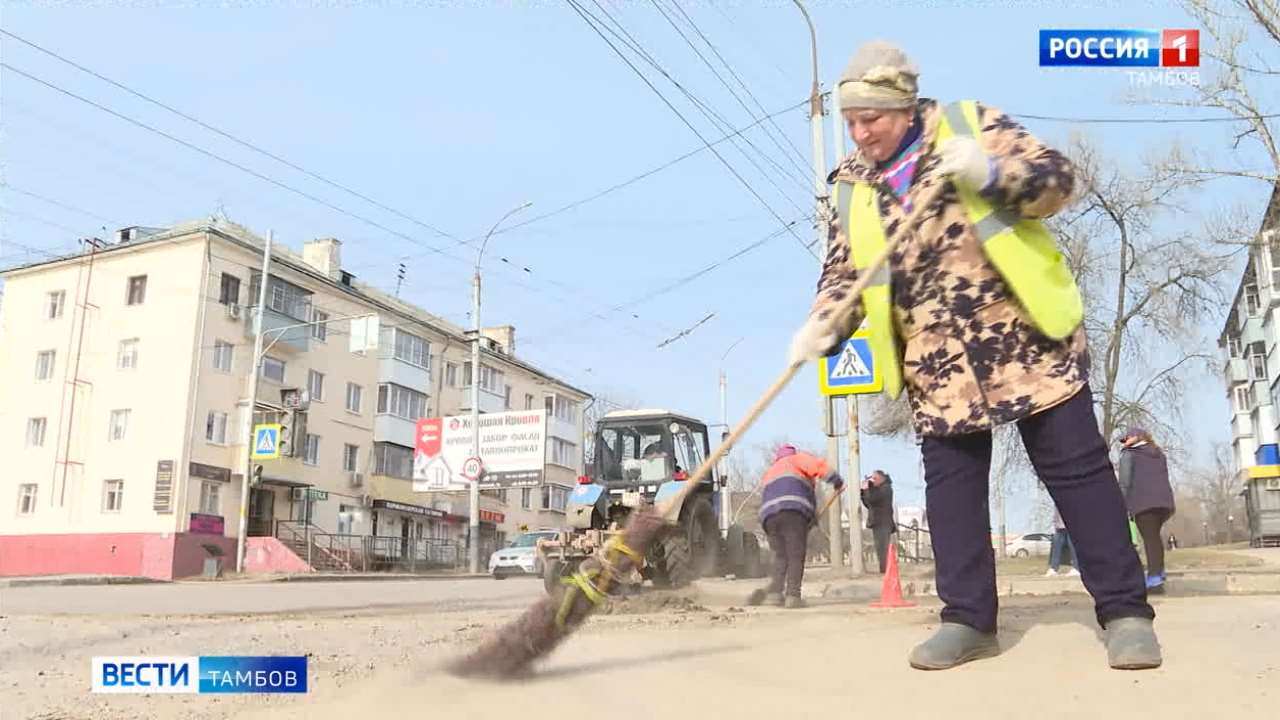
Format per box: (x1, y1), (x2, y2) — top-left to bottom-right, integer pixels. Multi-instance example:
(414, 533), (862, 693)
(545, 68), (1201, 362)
(2, 183), (123, 227)
(0, 61), (679, 345)
(0, 27), (457, 243)
(566, 0), (818, 259)
(589, 0), (813, 201)
(656, 0), (813, 179)
(1011, 111), (1280, 124)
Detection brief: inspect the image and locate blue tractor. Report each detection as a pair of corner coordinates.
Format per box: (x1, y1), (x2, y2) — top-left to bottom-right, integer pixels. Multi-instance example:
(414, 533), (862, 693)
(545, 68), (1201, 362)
(538, 409), (765, 593)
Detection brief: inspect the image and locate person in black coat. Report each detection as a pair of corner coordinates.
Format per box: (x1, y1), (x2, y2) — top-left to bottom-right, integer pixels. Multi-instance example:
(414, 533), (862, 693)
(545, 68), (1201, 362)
(861, 470), (897, 573)
(1117, 427), (1176, 593)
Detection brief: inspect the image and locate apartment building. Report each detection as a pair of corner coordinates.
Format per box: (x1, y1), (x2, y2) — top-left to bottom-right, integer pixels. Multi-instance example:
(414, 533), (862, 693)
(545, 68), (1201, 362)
(0, 219), (589, 579)
(1219, 185), (1280, 546)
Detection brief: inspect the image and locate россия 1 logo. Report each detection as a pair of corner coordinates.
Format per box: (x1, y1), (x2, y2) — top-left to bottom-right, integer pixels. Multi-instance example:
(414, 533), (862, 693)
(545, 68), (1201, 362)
(1040, 29), (1200, 67)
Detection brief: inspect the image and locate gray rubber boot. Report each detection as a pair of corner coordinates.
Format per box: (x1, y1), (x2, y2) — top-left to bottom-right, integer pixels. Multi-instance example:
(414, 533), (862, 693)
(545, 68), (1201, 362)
(784, 596), (807, 609)
(908, 623), (1001, 670)
(746, 589), (784, 607)
(764, 592), (784, 607)
(1105, 617), (1163, 670)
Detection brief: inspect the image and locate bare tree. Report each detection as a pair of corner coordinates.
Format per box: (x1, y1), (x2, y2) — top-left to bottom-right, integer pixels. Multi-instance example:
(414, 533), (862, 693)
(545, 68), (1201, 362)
(1140, 1), (1280, 186)
(1053, 136), (1234, 446)
(1183, 442), (1251, 543)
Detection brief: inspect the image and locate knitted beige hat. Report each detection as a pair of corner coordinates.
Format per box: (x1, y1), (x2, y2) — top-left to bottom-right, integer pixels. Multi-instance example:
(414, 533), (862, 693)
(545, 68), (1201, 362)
(838, 40), (919, 111)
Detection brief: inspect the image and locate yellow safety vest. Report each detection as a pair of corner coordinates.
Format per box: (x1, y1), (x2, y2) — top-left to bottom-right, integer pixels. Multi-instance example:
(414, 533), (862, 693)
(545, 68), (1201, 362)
(833, 100), (1084, 400)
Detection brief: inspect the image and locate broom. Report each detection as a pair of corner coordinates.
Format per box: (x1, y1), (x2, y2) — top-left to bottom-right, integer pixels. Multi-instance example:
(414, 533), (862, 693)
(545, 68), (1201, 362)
(445, 184), (946, 679)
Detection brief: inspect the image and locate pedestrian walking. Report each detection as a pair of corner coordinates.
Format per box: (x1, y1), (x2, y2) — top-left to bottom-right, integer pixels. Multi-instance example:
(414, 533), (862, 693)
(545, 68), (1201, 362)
(787, 39), (1159, 670)
(1046, 507), (1081, 577)
(746, 444), (844, 609)
(1117, 427), (1176, 594)
(861, 470), (898, 573)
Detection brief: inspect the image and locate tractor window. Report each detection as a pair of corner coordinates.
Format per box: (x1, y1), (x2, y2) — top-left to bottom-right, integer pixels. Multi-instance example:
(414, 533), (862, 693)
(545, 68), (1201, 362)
(597, 424), (667, 481)
(672, 425), (704, 476)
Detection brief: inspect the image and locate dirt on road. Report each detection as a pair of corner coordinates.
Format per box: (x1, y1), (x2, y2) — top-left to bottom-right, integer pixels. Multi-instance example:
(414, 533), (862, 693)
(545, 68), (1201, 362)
(2, 575), (1277, 720)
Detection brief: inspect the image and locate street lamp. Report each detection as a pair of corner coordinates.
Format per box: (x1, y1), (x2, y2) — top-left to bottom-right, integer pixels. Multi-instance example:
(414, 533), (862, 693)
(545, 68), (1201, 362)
(468, 201), (533, 574)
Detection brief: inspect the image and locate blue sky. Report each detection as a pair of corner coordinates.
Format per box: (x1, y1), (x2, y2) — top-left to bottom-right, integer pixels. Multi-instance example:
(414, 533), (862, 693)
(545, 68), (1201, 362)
(2, 2), (1274, 531)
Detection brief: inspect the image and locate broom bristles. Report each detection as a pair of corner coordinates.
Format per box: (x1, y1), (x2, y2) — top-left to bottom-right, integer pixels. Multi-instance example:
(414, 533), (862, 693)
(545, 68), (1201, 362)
(445, 508), (669, 679)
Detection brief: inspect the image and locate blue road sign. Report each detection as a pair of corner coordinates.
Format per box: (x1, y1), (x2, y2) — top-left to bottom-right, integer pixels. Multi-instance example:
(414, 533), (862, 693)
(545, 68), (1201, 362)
(817, 332), (882, 396)
(251, 424), (281, 460)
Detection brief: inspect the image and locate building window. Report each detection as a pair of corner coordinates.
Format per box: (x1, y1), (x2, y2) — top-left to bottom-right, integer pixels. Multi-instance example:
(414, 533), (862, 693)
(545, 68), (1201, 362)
(392, 329), (429, 368)
(464, 362), (504, 394)
(219, 273), (241, 306)
(504, 385), (513, 410)
(307, 369), (325, 402)
(1249, 383), (1260, 410)
(525, 393), (535, 410)
(374, 442), (414, 480)
(377, 383), (428, 421)
(303, 434), (320, 466)
(198, 481), (221, 515)
(213, 340), (234, 372)
(346, 383), (363, 414)
(311, 309), (329, 342)
(546, 394), (577, 423)
(1251, 352), (1268, 381)
(46, 290), (65, 320)
(117, 338), (140, 370)
(1235, 386), (1252, 413)
(521, 487), (532, 509)
(108, 409), (131, 442)
(262, 356), (286, 383)
(1246, 283), (1261, 316)
(1229, 336), (1243, 359)
(343, 444), (359, 473)
(550, 438), (577, 468)
(26, 417), (47, 448)
(541, 484), (569, 512)
(445, 362), (458, 388)
(17, 484), (38, 515)
(206, 411), (229, 445)
(35, 349), (56, 381)
(102, 479), (124, 513)
(249, 273), (313, 321)
(126, 275), (148, 306)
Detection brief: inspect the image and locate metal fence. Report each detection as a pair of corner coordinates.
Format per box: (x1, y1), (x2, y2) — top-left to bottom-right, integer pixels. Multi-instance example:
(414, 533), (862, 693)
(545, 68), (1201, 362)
(274, 520), (465, 573)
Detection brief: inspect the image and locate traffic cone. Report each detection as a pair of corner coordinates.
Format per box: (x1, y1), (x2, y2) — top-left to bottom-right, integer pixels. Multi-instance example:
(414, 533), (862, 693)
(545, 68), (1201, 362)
(870, 544), (915, 608)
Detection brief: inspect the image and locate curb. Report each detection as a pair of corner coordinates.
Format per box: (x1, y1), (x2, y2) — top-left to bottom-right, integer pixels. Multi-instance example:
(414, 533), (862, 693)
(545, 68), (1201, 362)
(0, 576), (165, 589)
(262, 573), (491, 583)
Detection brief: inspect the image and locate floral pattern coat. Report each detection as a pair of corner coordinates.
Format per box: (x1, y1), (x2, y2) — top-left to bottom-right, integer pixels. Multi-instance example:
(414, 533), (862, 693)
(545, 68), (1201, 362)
(810, 98), (1088, 438)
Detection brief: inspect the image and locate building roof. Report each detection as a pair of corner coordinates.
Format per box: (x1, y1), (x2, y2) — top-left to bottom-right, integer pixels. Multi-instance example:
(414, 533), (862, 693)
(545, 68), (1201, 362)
(600, 408), (706, 426)
(0, 217), (593, 400)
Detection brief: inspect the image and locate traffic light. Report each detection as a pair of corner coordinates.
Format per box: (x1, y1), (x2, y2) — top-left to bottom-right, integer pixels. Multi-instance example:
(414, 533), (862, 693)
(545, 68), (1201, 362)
(278, 410), (293, 458)
(252, 464), (264, 486)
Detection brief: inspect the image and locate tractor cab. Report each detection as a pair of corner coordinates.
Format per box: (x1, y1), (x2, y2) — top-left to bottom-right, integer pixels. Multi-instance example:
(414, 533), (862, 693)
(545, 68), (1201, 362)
(592, 411), (716, 496)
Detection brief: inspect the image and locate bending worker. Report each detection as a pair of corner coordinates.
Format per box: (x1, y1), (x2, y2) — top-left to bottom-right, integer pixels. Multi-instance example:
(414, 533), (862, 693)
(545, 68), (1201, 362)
(787, 40), (1159, 670)
(747, 444), (843, 609)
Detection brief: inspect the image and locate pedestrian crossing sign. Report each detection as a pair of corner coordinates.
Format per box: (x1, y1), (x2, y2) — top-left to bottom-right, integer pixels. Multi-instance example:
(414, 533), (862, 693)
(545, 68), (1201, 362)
(817, 329), (882, 396)
(251, 423), (282, 460)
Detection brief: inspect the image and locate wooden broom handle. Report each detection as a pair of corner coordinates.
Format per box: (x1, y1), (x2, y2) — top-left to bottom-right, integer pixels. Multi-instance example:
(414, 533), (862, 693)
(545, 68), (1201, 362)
(659, 182), (946, 523)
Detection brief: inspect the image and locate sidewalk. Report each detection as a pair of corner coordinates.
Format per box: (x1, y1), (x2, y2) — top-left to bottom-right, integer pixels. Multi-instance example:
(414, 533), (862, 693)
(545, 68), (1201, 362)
(0, 570), (489, 588)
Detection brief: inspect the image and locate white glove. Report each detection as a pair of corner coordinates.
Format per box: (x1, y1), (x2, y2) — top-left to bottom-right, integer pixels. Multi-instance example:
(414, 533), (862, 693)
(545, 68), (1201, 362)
(787, 315), (839, 367)
(936, 137), (993, 190)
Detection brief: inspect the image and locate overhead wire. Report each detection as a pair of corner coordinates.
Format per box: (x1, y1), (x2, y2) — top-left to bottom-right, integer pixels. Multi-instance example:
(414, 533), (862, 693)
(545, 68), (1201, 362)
(566, 0), (819, 259)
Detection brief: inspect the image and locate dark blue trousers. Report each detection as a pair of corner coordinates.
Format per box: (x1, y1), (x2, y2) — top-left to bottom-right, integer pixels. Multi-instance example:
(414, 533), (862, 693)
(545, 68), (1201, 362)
(922, 384), (1153, 632)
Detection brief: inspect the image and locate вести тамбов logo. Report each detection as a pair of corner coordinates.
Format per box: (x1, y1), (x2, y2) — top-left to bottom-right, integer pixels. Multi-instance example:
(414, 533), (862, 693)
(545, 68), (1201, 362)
(1039, 29), (1201, 87)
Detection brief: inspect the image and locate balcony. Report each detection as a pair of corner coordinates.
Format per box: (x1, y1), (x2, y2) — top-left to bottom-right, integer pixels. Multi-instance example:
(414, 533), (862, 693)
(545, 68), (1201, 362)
(246, 305), (309, 353)
(1225, 357), (1249, 385)
(378, 357), (430, 392)
(547, 415), (579, 443)
(458, 387), (506, 414)
(374, 414), (416, 447)
(1233, 412), (1255, 440)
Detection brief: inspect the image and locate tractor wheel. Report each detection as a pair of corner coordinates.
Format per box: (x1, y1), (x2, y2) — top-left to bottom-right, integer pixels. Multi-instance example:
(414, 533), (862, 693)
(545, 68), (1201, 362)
(742, 533), (763, 578)
(543, 559), (567, 594)
(652, 495), (719, 588)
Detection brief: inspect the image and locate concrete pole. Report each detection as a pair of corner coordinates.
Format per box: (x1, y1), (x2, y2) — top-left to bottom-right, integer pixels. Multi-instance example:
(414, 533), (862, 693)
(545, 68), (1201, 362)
(469, 269), (482, 574)
(718, 338), (743, 538)
(236, 230), (273, 574)
(848, 397), (865, 576)
(826, 398), (844, 567)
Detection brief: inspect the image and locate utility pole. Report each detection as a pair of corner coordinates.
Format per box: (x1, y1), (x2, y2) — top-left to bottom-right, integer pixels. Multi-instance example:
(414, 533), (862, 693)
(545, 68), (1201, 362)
(236, 230), (273, 575)
(469, 201), (532, 574)
(793, 0), (842, 568)
(718, 338), (744, 538)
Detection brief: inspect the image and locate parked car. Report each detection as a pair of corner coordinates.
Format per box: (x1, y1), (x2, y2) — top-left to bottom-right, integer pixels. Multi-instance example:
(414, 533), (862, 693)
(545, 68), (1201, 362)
(1006, 532), (1053, 558)
(488, 529), (560, 579)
